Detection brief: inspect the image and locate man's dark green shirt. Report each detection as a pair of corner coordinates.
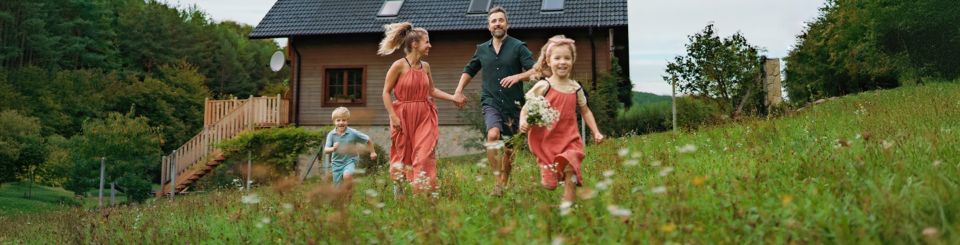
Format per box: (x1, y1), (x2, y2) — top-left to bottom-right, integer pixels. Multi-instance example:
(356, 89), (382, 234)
(463, 35), (535, 115)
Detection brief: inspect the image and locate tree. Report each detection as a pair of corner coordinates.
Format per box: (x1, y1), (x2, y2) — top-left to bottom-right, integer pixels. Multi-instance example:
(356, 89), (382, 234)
(0, 110), (44, 190)
(663, 24), (764, 116)
(66, 112), (161, 202)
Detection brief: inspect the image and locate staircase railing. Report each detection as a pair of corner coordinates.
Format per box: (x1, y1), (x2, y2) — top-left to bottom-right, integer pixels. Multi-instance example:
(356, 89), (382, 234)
(160, 95), (288, 194)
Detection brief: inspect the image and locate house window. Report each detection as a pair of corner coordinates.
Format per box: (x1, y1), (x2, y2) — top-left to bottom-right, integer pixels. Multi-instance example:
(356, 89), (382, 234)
(541, 0), (564, 12)
(378, 0), (403, 17)
(467, 0), (492, 14)
(323, 67), (366, 106)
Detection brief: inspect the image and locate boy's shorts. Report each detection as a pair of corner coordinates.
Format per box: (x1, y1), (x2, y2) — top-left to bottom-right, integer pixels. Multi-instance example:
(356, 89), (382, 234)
(331, 162), (356, 185)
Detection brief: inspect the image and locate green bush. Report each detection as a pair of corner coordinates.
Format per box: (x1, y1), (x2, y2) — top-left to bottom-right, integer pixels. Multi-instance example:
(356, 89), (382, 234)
(208, 126), (389, 189)
(217, 127), (329, 175)
(611, 97), (722, 136)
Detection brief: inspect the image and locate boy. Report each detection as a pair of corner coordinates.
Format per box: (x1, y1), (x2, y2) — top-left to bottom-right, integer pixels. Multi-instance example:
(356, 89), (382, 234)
(324, 107), (377, 190)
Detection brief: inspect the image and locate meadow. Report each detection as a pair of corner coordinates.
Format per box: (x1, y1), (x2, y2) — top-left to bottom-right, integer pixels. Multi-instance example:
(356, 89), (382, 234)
(1, 83), (958, 244)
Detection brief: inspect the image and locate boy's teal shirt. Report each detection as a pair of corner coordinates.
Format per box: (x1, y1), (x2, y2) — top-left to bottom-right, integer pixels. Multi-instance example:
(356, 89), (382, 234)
(325, 127), (370, 166)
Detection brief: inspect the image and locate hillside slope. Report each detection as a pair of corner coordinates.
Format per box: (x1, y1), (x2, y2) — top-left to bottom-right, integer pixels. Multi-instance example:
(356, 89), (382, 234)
(2, 83), (958, 243)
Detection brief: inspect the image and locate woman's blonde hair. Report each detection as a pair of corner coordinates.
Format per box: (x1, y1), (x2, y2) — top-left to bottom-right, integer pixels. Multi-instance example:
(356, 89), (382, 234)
(377, 22), (429, 56)
(532, 35), (577, 80)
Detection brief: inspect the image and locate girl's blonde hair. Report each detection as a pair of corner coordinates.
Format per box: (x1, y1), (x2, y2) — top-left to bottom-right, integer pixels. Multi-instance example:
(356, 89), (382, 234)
(377, 22), (429, 56)
(532, 35), (577, 80)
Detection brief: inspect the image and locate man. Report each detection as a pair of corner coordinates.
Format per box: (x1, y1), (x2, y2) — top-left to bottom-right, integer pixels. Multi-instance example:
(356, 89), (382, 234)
(454, 6), (538, 196)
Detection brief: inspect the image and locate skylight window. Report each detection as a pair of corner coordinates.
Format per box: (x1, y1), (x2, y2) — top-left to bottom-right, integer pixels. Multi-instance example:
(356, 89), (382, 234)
(378, 0), (404, 17)
(467, 0), (492, 14)
(541, 0), (565, 12)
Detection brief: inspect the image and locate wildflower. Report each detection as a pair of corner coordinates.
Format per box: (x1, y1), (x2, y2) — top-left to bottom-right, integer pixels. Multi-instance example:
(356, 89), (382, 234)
(650, 160), (662, 167)
(651, 186), (667, 194)
(606, 205), (632, 217)
(261, 217), (271, 224)
(475, 175), (483, 182)
(391, 162), (404, 170)
(551, 236), (565, 245)
(595, 179), (612, 191)
(362, 209), (372, 215)
(659, 223), (676, 233)
(692, 176), (706, 187)
(933, 160), (943, 167)
(282, 203), (294, 212)
(365, 189), (379, 197)
(678, 144), (697, 153)
(631, 152), (642, 159)
(431, 192), (440, 199)
(781, 195), (794, 205)
(603, 170), (615, 178)
(524, 95), (560, 127)
(375, 202), (386, 209)
(485, 140), (505, 150)
(623, 159), (639, 166)
(354, 168), (367, 174)
(881, 140), (895, 150)
(241, 193), (260, 204)
(659, 167), (674, 177)
(617, 148), (630, 157)
(559, 201), (573, 216)
(923, 227), (939, 238)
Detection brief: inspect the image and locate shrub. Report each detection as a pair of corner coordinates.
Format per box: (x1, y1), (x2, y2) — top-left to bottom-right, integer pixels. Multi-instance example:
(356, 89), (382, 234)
(611, 97), (723, 136)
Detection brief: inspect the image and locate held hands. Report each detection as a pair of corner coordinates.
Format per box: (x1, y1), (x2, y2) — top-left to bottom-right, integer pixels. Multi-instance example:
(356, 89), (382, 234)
(452, 91), (468, 109)
(369, 151), (378, 160)
(519, 121), (530, 133)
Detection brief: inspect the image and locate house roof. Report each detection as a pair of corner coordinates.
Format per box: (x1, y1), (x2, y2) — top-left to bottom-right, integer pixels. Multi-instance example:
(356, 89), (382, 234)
(249, 0), (628, 39)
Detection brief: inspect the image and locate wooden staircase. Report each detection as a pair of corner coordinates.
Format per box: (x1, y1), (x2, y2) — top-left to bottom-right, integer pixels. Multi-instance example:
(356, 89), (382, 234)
(158, 95), (289, 197)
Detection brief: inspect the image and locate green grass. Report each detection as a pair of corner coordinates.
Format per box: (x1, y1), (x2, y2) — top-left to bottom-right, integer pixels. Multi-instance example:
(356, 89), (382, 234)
(0, 182), (80, 216)
(2, 83), (959, 243)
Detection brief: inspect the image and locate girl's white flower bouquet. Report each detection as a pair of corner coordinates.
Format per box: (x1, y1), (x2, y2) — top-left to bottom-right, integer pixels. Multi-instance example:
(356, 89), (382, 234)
(525, 95), (560, 128)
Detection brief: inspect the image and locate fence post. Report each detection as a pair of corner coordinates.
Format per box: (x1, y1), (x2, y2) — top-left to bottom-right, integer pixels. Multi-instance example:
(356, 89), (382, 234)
(170, 150), (177, 197)
(672, 80), (677, 133)
(110, 181), (116, 206)
(246, 151), (252, 191)
(98, 157), (105, 208)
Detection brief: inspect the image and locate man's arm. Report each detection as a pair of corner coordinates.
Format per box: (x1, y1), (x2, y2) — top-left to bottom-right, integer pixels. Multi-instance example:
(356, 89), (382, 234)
(455, 48), (482, 108)
(499, 42), (538, 88)
(499, 69), (538, 88)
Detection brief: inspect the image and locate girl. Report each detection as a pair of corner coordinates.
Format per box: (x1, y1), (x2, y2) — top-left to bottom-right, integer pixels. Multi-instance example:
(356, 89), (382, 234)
(519, 35), (604, 205)
(378, 22), (459, 195)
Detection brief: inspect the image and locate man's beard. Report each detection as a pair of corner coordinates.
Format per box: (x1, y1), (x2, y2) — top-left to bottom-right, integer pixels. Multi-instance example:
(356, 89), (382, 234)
(491, 28), (506, 38)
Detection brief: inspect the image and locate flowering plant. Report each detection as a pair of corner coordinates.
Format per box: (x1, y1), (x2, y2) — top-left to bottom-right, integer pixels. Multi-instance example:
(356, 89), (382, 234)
(524, 95), (560, 128)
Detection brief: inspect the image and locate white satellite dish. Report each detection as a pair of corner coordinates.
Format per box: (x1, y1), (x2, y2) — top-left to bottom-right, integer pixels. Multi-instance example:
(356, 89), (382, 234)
(269, 51), (285, 72)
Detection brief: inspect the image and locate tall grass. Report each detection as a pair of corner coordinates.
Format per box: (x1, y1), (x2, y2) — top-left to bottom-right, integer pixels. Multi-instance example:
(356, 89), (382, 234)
(1, 83), (958, 244)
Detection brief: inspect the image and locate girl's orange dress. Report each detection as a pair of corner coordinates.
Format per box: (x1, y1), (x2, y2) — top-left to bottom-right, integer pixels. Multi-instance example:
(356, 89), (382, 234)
(527, 82), (585, 188)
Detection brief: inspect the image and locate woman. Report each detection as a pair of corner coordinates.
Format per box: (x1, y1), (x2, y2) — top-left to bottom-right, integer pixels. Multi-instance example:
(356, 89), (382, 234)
(378, 22), (460, 195)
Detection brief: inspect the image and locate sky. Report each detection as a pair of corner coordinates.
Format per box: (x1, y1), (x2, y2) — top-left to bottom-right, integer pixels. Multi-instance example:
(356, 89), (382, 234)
(167, 0), (826, 95)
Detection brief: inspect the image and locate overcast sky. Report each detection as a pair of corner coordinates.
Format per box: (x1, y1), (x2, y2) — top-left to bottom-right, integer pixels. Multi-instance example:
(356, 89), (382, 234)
(166, 0), (826, 95)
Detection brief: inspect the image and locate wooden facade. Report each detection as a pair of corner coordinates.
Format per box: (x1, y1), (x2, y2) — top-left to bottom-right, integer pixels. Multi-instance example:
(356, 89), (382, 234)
(287, 28), (624, 126)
